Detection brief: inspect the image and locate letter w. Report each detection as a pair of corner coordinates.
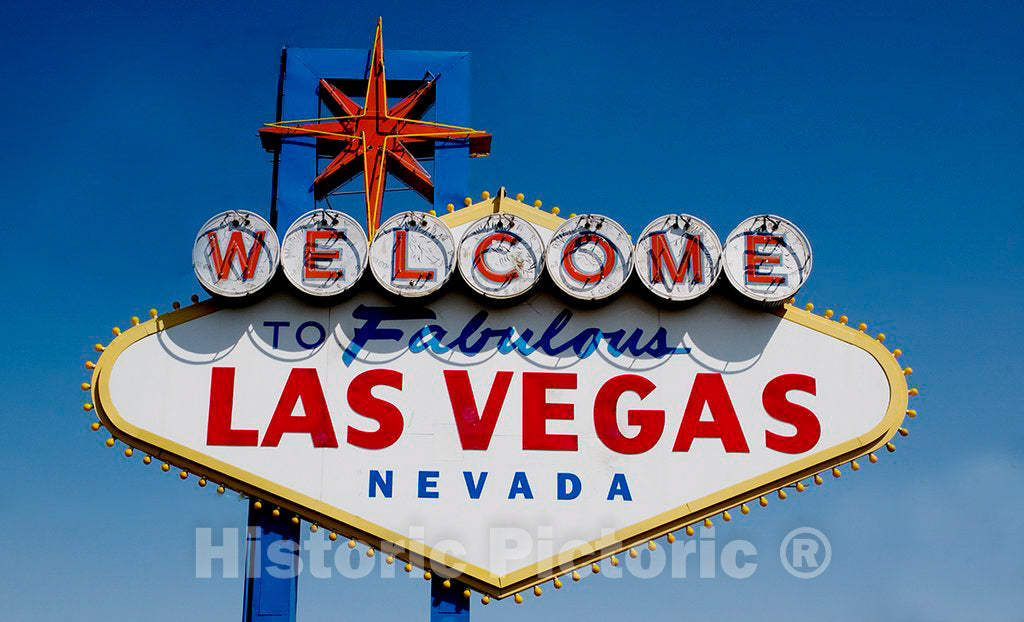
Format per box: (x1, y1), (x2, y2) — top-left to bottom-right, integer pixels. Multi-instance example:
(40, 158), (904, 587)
(444, 370), (513, 450)
(207, 231), (266, 281)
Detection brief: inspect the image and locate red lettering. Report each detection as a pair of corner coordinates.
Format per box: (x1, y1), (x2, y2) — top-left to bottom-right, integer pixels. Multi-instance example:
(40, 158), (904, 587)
(650, 233), (702, 284)
(444, 370), (513, 450)
(206, 367), (258, 446)
(744, 234), (784, 285)
(207, 230), (265, 281)
(522, 372), (578, 450)
(562, 233), (615, 284)
(304, 230), (343, 280)
(763, 374), (820, 454)
(392, 230), (436, 281)
(673, 373), (749, 452)
(594, 374), (665, 455)
(346, 369), (404, 450)
(261, 368), (338, 448)
(474, 233), (519, 283)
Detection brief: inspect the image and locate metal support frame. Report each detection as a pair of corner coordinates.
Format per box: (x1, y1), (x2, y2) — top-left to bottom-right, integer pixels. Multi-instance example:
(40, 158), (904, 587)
(430, 577), (471, 622)
(244, 500), (300, 621)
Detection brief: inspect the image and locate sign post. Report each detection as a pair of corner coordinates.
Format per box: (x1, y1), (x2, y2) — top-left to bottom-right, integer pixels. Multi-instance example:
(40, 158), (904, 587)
(431, 577), (471, 622)
(244, 500), (300, 622)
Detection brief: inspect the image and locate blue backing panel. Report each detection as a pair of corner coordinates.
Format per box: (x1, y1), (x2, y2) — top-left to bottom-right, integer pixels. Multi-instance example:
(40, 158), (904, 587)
(272, 47), (473, 237)
(243, 502), (300, 622)
(430, 576), (471, 622)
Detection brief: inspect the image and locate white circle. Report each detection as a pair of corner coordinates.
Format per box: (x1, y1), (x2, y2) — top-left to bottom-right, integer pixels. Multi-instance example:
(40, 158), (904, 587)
(369, 212), (457, 297)
(722, 215), (812, 304)
(280, 209), (368, 297)
(634, 214), (722, 302)
(193, 210), (280, 298)
(457, 214), (545, 299)
(780, 527), (832, 579)
(546, 214), (633, 301)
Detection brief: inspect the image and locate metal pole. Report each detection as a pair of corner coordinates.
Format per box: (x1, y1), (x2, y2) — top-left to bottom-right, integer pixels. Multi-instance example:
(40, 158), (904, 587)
(430, 576), (471, 622)
(243, 500), (300, 621)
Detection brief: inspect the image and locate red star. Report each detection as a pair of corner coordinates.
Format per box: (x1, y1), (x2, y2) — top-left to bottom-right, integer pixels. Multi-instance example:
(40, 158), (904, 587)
(259, 19), (492, 238)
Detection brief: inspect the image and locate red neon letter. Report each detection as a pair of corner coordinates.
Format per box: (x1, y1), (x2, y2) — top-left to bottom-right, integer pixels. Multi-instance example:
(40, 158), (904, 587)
(649, 233), (702, 284)
(207, 231), (265, 281)
(474, 233), (519, 283)
(594, 374), (665, 455)
(764, 374), (820, 454)
(304, 230), (343, 280)
(562, 233), (615, 284)
(744, 234), (784, 285)
(206, 367), (258, 446)
(444, 370), (514, 451)
(673, 373), (749, 453)
(392, 230), (435, 281)
(261, 368), (338, 448)
(346, 369), (404, 450)
(522, 372), (578, 451)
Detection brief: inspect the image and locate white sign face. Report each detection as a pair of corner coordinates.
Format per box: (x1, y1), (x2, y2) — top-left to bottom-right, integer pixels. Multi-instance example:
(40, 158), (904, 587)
(546, 215), (633, 301)
(457, 214), (545, 299)
(94, 288), (905, 596)
(192, 211), (280, 298)
(280, 209), (368, 297)
(722, 215), (813, 304)
(369, 212), (456, 297)
(634, 214), (722, 302)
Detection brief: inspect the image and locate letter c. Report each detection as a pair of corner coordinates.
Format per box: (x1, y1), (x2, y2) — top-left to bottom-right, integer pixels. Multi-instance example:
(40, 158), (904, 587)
(473, 233), (520, 283)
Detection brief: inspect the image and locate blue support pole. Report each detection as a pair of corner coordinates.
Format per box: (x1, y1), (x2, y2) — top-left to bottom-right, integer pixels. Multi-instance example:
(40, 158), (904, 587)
(244, 500), (300, 622)
(431, 577), (471, 622)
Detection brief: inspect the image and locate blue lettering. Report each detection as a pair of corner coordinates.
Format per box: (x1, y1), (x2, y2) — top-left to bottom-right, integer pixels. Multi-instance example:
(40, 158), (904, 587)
(342, 304), (688, 365)
(343, 305), (436, 365)
(418, 470), (440, 499)
(295, 320), (326, 350)
(369, 470), (392, 498)
(263, 321), (289, 348)
(408, 325), (450, 354)
(607, 473), (633, 501)
(508, 471), (534, 499)
(557, 472), (581, 500)
(463, 471), (488, 499)
(532, 310), (576, 355)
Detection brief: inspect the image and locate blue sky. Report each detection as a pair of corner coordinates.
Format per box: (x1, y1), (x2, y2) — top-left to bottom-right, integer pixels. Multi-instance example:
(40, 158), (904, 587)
(1, 1), (1022, 620)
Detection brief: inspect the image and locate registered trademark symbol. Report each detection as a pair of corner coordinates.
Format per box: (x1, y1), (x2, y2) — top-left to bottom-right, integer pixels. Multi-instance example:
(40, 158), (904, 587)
(780, 527), (832, 579)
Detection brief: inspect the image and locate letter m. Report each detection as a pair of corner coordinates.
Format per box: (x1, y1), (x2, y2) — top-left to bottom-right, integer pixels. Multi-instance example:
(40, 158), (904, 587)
(207, 231), (266, 281)
(650, 233), (702, 285)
